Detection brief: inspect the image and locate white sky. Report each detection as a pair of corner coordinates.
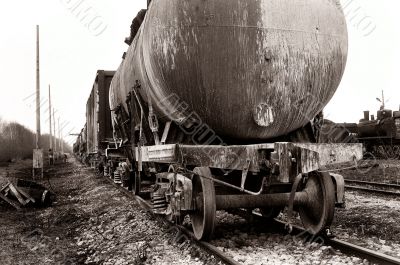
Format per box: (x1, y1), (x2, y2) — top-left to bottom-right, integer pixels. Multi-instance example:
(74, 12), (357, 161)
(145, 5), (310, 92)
(0, 0), (399, 145)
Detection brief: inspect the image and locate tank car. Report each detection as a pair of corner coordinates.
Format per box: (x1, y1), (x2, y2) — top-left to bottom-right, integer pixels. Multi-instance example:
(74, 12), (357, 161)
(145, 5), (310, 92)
(94, 0), (362, 240)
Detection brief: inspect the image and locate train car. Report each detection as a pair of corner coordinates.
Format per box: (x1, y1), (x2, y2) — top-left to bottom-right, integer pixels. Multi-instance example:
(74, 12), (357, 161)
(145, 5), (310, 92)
(74, 71), (116, 164)
(77, 0), (363, 241)
(84, 70), (116, 165)
(73, 136), (80, 156)
(75, 125), (87, 162)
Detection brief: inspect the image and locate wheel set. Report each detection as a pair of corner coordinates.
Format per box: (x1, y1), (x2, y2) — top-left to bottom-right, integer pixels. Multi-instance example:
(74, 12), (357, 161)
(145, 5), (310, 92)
(141, 166), (338, 241)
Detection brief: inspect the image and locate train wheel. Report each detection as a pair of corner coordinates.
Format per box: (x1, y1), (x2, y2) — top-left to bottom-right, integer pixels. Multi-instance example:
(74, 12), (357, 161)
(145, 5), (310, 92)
(132, 171), (141, 195)
(190, 167), (216, 241)
(298, 172), (335, 235)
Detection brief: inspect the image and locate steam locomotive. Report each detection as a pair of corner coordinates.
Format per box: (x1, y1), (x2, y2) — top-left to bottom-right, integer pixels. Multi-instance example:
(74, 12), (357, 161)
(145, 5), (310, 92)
(320, 105), (400, 159)
(74, 0), (363, 241)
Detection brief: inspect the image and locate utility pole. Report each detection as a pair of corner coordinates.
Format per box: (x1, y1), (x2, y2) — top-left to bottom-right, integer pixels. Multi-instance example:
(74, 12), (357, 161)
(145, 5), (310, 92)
(61, 122), (64, 154)
(53, 109), (57, 153)
(35, 25), (41, 149)
(33, 25), (43, 178)
(49, 85), (52, 149)
(58, 117), (61, 153)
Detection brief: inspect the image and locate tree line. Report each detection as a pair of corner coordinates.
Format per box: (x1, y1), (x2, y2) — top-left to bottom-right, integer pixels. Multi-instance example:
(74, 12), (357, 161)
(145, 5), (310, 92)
(0, 118), (71, 162)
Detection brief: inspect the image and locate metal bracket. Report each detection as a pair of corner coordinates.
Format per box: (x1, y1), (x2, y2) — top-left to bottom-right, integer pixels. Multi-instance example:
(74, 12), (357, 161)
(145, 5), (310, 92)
(137, 145), (143, 172)
(330, 173), (345, 206)
(161, 121), (172, 145)
(148, 108), (160, 145)
(240, 159), (251, 191)
(286, 174), (303, 233)
(132, 83), (144, 145)
(146, 80), (160, 145)
(273, 143), (320, 183)
(131, 83), (145, 172)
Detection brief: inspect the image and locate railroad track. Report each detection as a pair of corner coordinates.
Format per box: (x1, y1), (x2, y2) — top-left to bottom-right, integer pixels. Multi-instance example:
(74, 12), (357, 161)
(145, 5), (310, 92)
(234, 210), (400, 265)
(100, 173), (241, 265)
(271, 217), (400, 265)
(327, 238), (400, 265)
(99, 170), (400, 265)
(345, 179), (400, 196)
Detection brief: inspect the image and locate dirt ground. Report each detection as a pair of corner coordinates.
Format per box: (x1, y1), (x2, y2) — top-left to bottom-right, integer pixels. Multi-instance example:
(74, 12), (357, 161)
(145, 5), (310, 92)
(0, 159), (221, 265)
(331, 159), (400, 258)
(337, 159), (400, 184)
(1, 158), (399, 264)
(333, 191), (400, 258)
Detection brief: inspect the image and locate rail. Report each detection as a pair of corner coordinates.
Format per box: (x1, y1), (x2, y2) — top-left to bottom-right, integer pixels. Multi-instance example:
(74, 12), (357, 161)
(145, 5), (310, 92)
(97, 169), (400, 265)
(345, 179), (400, 196)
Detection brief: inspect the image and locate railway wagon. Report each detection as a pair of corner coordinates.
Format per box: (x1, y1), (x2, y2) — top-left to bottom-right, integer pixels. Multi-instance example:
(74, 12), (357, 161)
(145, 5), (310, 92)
(74, 71), (115, 164)
(73, 136), (80, 156)
(74, 125), (87, 162)
(79, 0), (363, 241)
(73, 71), (115, 164)
(86, 71), (115, 162)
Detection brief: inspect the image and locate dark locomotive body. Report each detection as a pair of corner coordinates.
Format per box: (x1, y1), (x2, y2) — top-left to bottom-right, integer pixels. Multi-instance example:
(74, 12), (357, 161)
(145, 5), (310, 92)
(320, 109), (400, 159)
(358, 110), (400, 138)
(355, 109), (400, 158)
(74, 0), (363, 241)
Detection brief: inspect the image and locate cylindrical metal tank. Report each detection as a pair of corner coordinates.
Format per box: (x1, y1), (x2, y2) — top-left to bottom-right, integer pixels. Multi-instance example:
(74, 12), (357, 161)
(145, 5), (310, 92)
(110, 0), (348, 141)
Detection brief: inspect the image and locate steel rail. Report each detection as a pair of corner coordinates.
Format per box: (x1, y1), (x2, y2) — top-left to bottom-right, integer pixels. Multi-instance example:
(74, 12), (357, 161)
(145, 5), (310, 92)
(345, 179), (400, 189)
(327, 238), (400, 265)
(98, 170), (400, 265)
(229, 209), (400, 265)
(252, 213), (400, 265)
(345, 185), (400, 196)
(100, 173), (241, 265)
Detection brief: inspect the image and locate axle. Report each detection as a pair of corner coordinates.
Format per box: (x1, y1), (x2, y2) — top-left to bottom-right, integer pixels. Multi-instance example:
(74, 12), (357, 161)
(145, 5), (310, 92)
(195, 191), (309, 210)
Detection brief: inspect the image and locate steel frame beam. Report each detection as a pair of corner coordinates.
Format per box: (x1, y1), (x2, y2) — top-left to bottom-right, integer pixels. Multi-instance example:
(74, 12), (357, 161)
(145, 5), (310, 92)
(135, 143), (362, 175)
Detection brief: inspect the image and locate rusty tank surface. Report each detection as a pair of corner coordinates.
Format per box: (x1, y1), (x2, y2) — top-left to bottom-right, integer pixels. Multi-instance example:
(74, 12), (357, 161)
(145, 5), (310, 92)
(110, 0), (348, 141)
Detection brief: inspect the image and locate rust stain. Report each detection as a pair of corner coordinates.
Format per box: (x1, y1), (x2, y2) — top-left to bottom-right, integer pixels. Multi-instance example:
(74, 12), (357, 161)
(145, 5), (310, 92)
(110, 0), (348, 141)
(254, 103), (274, 127)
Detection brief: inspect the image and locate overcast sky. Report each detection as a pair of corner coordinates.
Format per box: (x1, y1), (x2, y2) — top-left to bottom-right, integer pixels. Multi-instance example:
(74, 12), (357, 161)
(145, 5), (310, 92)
(0, 0), (399, 145)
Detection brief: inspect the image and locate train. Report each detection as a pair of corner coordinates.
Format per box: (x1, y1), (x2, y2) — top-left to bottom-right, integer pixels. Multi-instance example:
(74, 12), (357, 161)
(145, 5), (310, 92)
(73, 70), (115, 164)
(74, 0), (363, 241)
(319, 103), (400, 159)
